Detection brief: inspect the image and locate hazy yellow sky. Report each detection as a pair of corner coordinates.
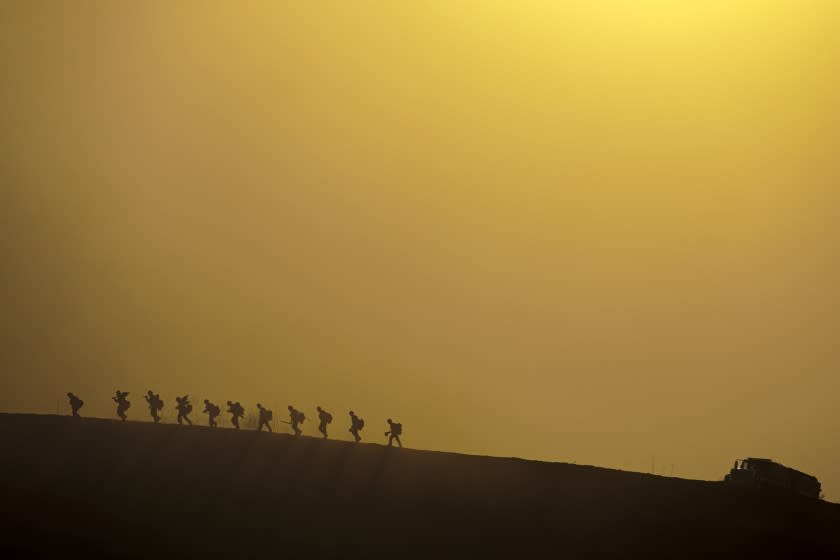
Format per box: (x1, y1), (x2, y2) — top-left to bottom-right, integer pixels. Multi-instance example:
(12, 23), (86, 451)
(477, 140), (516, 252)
(1, 2), (838, 496)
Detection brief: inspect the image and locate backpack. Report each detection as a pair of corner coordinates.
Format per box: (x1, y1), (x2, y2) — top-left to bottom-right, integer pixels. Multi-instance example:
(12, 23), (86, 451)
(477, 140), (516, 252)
(266, 410), (273, 421)
(357, 418), (364, 430)
(325, 412), (333, 424)
(298, 412), (305, 423)
(391, 423), (402, 435)
(185, 404), (193, 414)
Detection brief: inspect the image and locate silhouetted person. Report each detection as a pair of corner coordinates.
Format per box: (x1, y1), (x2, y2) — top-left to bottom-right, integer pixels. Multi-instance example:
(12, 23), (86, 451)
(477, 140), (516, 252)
(257, 403), (273, 432)
(113, 390), (130, 421)
(385, 418), (402, 447)
(204, 399), (220, 427)
(287, 405), (304, 436)
(316, 406), (333, 439)
(175, 395), (193, 426)
(67, 392), (84, 418)
(144, 390), (164, 423)
(349, 410), (365, 443)
(227, 401), (244, 430)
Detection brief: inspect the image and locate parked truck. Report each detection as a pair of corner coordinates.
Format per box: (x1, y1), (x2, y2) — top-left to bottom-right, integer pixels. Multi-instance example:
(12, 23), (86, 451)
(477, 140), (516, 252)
(726, 457), (821, 499)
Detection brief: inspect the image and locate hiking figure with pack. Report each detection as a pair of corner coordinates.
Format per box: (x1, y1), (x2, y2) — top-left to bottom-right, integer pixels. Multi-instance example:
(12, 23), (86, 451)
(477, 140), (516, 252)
(287, 405), (304, 436)
(348, 410), (365, 443)
(203, 399), (220, 427)
(67, 392), (84, 418)
(257, 403), (273, 432)
(175, 395), (193, 426)
(144, 390), (164, 423)
(316, 406), (333, 439)
(385, 418), (402, 447)
(113, 390), (130, 421)
(227, 401), (245, 430)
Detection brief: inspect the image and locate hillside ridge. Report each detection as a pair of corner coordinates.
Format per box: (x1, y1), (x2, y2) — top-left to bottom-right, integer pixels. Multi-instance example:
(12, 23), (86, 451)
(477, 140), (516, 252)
(1, 413), (838, 559)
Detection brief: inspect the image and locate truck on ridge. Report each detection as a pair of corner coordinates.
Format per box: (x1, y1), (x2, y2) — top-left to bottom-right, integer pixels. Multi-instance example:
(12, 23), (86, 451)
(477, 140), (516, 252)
(726, 457), (821, 499)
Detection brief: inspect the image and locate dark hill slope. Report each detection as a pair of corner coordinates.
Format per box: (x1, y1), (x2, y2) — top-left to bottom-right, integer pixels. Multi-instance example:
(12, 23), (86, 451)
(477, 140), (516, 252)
(0, 414), (837, 559)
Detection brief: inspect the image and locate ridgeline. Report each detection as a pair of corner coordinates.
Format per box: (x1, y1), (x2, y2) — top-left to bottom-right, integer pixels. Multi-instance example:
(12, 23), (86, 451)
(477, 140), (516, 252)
(1, 413), (837, 559)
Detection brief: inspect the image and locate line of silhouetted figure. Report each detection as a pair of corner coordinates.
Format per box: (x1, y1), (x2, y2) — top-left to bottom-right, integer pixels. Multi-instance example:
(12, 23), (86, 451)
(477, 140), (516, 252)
(65, 391), (403, 447)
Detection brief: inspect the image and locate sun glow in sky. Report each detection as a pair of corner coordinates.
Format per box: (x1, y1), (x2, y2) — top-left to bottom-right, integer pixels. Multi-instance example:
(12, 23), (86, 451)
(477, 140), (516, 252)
(1, 1), (838, 496)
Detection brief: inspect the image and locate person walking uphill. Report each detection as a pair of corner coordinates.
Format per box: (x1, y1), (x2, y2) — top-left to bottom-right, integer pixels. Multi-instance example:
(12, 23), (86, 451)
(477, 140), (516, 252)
(145, 390), (164, 423)
(316, 406), (333, 439)
(348, 410), (364, 443)
(175, 395), (193, 426)
(204, 399), (220, 427)
(67, 392), (84, 418)
(113, 390), (131, 421)
(287, 405), (305, 436)
(257, 403), (273, 432)
(227, 401), (244, 430)
(385, 418), (402, 447)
